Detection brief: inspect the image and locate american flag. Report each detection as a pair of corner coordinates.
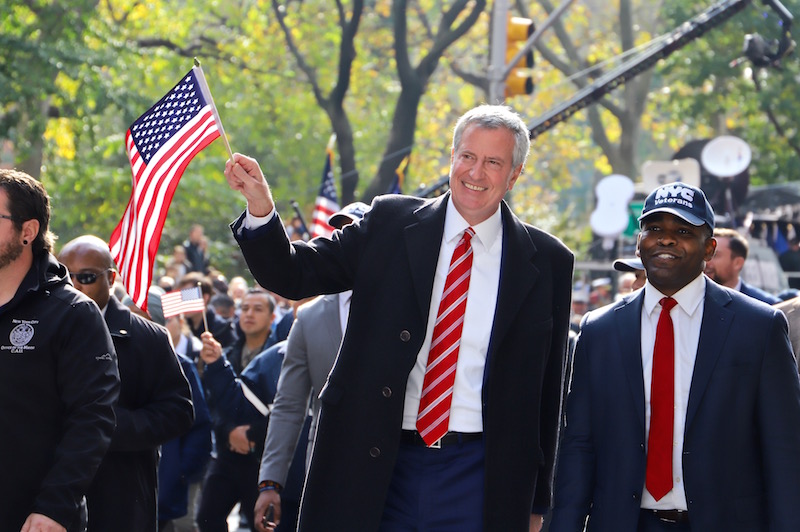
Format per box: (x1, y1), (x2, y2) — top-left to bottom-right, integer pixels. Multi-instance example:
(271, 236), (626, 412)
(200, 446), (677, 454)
(161, 286), (206, 319)
(109, 67), (220, 311)
(309, 141), (340, 238)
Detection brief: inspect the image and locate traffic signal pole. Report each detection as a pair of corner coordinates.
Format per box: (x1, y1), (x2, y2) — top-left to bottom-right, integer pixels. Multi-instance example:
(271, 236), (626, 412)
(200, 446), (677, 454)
(488, 0), (578, 103)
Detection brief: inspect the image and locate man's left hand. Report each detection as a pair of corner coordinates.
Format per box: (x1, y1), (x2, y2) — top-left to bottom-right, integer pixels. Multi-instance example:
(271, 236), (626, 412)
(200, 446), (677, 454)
(529, 513), (543, 532)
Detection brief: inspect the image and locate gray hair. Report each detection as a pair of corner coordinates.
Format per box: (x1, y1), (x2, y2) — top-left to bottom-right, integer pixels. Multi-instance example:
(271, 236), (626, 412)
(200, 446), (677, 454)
(452, 105), (530, 170)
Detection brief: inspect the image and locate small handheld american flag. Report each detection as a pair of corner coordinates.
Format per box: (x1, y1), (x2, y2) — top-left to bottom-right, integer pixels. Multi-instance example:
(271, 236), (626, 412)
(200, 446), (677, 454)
(161, 287), (206, 319)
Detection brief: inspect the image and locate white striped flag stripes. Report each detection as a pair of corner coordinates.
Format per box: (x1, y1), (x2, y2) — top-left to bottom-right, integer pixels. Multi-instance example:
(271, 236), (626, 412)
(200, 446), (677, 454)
(160, 286), (206, 319)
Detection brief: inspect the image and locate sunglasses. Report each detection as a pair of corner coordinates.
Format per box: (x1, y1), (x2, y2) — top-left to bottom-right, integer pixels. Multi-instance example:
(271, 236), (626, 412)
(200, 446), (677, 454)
(69, 269), (111, 285)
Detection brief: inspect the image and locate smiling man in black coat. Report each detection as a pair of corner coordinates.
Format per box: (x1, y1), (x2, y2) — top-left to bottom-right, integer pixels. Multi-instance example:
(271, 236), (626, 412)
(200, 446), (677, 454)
(224, 105), (574, 532)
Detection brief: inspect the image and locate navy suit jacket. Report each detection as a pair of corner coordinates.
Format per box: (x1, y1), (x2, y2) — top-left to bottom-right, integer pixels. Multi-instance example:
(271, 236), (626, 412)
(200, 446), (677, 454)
(233, 192), (574, 531)
(550, 280), (800, 532)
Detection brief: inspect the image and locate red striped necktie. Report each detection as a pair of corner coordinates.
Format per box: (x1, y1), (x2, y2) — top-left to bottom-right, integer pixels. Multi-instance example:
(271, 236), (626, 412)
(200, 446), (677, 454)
(416, 227), (475, 447)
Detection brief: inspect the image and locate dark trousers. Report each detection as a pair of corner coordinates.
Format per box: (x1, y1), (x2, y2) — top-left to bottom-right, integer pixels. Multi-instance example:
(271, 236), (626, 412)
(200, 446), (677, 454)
(196, 453), (259, 532)
(378, 439), (485, 532)
(638, 510), (691, 532)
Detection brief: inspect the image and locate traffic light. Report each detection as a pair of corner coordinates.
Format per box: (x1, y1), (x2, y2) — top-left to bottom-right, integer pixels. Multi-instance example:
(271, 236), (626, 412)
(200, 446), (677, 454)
(505, 16), (534, 98)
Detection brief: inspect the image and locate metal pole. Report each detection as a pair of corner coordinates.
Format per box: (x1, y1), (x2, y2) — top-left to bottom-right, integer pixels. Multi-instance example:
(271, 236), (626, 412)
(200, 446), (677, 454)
(488, 0), (509, 103)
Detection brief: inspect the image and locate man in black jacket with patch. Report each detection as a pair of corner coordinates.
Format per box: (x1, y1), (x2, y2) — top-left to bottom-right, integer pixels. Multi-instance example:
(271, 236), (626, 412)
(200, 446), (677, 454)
(60, 235), (194, 531)
(0, 169), (120, 532)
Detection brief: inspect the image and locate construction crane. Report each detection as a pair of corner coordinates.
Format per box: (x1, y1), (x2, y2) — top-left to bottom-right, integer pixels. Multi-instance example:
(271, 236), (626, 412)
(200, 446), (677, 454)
(416, 0), (794, 198)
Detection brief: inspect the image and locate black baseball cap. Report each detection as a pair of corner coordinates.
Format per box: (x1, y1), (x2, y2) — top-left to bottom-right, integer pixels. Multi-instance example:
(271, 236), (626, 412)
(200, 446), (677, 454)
(638, 182), (715, 230)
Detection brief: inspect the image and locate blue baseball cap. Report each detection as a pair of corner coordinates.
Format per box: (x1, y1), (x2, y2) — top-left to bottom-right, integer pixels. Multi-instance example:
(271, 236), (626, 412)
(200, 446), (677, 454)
(328, 202), (369, 229)
(638, 182), (715, 231)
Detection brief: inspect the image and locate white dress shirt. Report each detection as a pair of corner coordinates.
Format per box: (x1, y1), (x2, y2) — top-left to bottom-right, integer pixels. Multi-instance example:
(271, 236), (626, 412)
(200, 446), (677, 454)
(401, 199), (503, 433)
(640, 274), (706, 510)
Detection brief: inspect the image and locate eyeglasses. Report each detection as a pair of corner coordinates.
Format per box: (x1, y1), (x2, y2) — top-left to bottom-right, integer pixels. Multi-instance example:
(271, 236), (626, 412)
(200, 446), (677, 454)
(0, 214), (14, 222)
(69, 269), (111, 285)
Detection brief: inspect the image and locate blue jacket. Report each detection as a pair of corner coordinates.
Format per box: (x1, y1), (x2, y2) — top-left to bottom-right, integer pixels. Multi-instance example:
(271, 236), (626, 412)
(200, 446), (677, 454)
(203, 342), (285, 460)
(158, 353), (212, 521)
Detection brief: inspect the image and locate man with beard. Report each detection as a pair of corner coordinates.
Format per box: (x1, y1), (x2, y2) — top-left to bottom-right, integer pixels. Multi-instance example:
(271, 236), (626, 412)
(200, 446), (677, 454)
(0, 169), (120, 532)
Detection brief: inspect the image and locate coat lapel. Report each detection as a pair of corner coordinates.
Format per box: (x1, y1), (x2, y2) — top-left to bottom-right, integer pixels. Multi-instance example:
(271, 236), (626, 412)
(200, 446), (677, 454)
(404, 193), (449, 320)
(488, 203), (539, 353)
(615, 292), (646, 432)
(685, 282), (733, 430)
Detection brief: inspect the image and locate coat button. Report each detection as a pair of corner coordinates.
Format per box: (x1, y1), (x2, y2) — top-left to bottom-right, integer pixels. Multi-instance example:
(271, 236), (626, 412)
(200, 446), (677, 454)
(369, 447), (381, 458)
(399, 330), (411, 342)
(381, 387), (392, 398)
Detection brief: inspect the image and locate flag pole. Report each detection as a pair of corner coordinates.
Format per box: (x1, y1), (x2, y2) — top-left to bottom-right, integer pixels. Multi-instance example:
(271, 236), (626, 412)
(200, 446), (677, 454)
(193, 58), (235, 162)
(198, 282), (210, 333)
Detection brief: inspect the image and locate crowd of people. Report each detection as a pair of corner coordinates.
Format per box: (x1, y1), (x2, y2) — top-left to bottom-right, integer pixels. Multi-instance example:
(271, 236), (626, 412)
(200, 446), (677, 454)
(3, 104), (800, 532)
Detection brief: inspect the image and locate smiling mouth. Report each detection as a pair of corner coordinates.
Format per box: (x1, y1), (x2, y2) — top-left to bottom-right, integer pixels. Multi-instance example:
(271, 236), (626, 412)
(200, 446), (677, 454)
(464, 182), (486, 192)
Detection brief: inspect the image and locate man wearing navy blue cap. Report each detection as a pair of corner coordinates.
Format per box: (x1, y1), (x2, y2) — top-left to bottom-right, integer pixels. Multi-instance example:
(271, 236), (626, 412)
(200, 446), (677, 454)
(551, 182), (800, 531)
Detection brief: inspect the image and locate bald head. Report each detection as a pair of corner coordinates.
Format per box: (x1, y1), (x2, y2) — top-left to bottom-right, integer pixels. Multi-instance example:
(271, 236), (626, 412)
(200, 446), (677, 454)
(59, 235), (117, 310)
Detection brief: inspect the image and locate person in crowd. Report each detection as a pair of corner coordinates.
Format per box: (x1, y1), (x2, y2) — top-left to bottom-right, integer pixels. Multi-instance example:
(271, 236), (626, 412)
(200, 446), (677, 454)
(0, 169), (120, 531)
(210, 292), (237, 321)
(166, 244), (191, 283)
(220, 288), (277, 375)
(570, 287), (589, 333)
(779, 237), (800, 290)
(704, 227), (781, 305)
(194, 300), (280, 532)
(176, 272), (238, 349)
(184, 223), (210, 274)
(228, 275), (250, 307)
(147, 288), (213, 532)
(224, 104), (574, 532)
(550, 182), (800, 531)
(613, 256), (646, 293)
(253, 203), (368, 531)
(59, 235), (195, 531)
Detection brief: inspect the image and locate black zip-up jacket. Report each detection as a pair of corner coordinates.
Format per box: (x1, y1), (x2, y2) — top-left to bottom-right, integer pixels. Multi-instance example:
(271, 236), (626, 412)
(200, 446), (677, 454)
(85, 296), (194, 531)
(0, 252), (120, 530)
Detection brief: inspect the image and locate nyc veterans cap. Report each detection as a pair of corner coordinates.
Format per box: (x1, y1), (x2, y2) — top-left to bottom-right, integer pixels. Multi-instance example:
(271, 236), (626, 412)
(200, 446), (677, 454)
(638, 182), (715, 230)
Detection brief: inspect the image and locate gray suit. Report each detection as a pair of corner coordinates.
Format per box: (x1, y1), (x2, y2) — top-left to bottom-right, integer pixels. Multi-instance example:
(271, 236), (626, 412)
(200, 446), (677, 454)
(259, 294), (343, 485)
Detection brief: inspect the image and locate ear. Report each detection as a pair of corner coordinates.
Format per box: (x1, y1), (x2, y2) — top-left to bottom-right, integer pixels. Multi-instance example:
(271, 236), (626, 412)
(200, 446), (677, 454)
(704, 237), (717, 262)
(507, 164), (524, 192)
(20, 219), (40, 247)
(732, 255), (746, 272)
(107, 269), (117, 285)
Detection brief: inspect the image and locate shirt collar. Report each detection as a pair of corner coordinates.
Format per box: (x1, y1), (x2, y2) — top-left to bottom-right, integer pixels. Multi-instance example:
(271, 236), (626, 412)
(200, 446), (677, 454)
(643, 273), (706, 318)
(444, 196), (502, 251)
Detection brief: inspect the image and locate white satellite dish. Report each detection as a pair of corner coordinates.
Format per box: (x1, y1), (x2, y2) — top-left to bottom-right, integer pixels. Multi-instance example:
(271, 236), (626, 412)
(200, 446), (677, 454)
(590, 175), (635, 249)
(701, 135), (751, 178)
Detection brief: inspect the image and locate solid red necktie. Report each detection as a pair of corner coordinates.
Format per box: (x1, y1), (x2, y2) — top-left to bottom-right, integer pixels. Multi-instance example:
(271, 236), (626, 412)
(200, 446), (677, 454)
(416, 227), (475, 446)
(646, 296), (678, 501)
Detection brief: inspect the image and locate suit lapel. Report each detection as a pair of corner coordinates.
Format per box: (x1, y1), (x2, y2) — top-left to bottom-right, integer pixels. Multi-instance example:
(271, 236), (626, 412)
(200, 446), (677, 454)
(686, 282), (733, 430)
(404, 193), (449, 320)
(615, 292), (646, 432)
(488, 203), (539, 353)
